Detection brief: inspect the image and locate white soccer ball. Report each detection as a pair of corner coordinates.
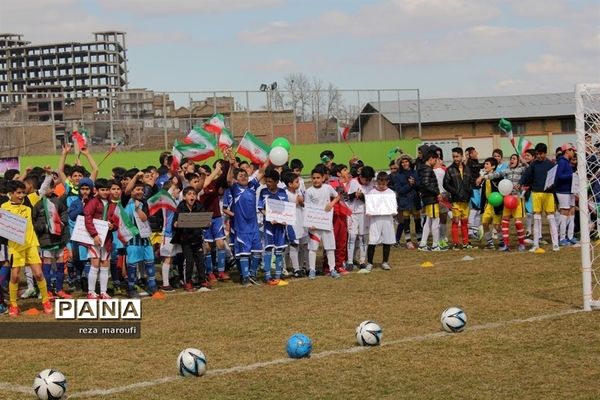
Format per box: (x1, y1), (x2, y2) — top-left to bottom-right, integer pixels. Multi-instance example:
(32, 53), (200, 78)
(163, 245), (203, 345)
(355, 320), (383, 346)
(440, 307), (467, 333)
(33, 369), (67, 400)
(177, 348), (207, 377)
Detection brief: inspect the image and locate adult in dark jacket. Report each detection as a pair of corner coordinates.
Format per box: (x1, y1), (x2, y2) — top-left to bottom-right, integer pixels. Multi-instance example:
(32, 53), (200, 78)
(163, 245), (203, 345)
(443, 147), (473, 248)
(418, 150), (444, 251)
(554, 143), (577, 245)
(391, 154), (422, 248)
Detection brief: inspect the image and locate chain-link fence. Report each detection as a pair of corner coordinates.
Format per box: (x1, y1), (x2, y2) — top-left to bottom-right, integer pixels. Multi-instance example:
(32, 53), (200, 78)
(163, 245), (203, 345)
(0, 88), (421, 156)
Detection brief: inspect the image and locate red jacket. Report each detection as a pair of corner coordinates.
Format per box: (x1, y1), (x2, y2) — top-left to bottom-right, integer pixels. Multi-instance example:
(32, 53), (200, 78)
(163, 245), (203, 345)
(84, 196), (117, 245)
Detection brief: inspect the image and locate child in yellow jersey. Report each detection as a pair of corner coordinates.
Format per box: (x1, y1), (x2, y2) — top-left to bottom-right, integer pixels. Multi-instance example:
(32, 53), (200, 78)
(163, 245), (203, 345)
(1, 180), (52, 317)
(476, 158), (503, 250)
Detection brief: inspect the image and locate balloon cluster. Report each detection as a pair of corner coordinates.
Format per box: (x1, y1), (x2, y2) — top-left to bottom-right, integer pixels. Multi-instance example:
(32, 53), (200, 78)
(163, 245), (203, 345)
(487, 179), (519, 209)
(269, 137), (291, 166)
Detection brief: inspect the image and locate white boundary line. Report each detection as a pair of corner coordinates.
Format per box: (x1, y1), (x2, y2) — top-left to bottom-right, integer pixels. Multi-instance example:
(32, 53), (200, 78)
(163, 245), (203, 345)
(65, 308), (582, 399)
(0, 382), (33, 394)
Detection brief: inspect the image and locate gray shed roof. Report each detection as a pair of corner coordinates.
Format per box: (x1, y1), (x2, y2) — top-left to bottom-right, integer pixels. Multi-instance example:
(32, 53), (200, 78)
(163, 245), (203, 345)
(367, 92), (574, 125)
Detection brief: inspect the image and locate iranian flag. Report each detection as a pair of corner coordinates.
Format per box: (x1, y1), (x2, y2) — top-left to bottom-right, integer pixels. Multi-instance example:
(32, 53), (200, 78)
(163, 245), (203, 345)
(172, 139), (216, 171)
(218, 127), (234, 150)
(498, 118), (514, 147)
(337, 122), (350, 141)
(204, 113), (225, 134)
(516, 137), (533, 156)
(236, 132), (270, 165)
(114, 203), (139, 244)
(148, 189), (178, 216)
(71, 129), (89, 150)
(42, 197), (62, 235)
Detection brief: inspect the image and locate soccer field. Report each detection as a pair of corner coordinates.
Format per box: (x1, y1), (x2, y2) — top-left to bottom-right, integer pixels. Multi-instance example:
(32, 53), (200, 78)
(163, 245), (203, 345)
(1, 245), (598, 400)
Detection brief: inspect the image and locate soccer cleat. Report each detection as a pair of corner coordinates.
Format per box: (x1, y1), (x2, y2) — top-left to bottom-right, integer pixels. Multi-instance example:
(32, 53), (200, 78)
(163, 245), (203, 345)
(418, 245), (430, 252)
(217, 272), (231, 282)
(381, 262), (391, 270)
(46, 291), (57, 302)
(277, 279), (289, 286)
(345, 262), (355, 272)
(518, 244), (527, 252)
(569, 237), (579, 245)
(308, 270), (316, 280)
(113, 287), (123, 296)
(248, 275), (260, 285)
(127, 289), (140, 299)
(9, 305), (20, 317)
(20, 287), (37, 299)
(292, 270), (303, 278)
(484, 242), (495, 250)
(161, 285), (176, 292)
(559, 239), (571, 247)
(267, 279), (280, 286)
(463, 243), (474, 250)
(529, 246), (539, 253)
(55, 290), (73, 299)
(99, 292), (112, 300)
(241, 278), (251, 287)
(453, 244), (461, 251)
(393, 242), (400, 248)
(552, 245), (560, 252)
(439, 244), (450, 251)
(42, 301), (53, 314)
(430, 246), (445, 252)
(184, 282), (195, 292)
(330, 269), (341, 279)
(406, 241), (416, 250)
(281, 268), (290, 277)
(357, 264), (373, 274)
(86, 291), (98, 300)
(336, 267), (350, 276)
(197, 285), (212, 292)
(0, 303), (7, 315)
(207, 273), (218, 284)
(498, 244), (510, 252)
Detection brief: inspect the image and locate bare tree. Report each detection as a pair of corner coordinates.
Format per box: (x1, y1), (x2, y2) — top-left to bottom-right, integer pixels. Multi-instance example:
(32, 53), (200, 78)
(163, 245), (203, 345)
(325, 82), (342, 121)
(283, 73), (311, 121)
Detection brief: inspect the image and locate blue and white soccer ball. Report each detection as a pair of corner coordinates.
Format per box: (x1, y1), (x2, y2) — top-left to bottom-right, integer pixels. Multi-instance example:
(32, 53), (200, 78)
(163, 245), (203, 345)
(440, 307), (467, 333)
(355, 320), (383, 346)
(33, 369), (67, 400)
(286, 333), (313, 358)
(177, 348), (207, 377)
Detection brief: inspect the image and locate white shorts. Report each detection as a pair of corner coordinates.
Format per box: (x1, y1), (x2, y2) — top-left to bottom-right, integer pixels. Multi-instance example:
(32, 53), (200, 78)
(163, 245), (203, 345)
(160, 236), (182, 257)
(368, 216), (396, 245)
(308, 229), (336, 251)
(556, 193), (575, 210)
(0, 244), (8, 263)
(41, 248), (63, 260)
(349, 213), (368, 236)
(88, 245), (110, 261)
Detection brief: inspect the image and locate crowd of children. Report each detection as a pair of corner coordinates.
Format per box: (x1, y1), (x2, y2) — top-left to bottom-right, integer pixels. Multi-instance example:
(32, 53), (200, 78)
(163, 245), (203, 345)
(0, 140), (581, 316)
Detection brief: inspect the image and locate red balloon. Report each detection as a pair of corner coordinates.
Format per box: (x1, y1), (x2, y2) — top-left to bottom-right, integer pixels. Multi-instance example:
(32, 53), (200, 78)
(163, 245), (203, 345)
(503, 195), (519, 210)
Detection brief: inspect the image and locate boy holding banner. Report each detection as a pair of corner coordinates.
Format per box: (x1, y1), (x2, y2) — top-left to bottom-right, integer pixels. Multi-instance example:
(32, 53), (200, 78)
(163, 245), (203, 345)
(2, 180), (52, 316)
(363, 172), (396, 272)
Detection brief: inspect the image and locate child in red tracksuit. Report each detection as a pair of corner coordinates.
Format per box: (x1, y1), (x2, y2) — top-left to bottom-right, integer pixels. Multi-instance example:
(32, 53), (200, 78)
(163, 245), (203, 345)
(325, 164), (352, 275)
(84, 178), (118, 299)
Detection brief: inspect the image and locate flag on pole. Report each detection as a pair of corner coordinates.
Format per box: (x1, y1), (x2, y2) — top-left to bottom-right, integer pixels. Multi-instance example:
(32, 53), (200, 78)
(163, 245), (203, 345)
(236, 131), (270, 165)
(42, 197), (62, 236)
(172, 138), (216, 171)
(71, 129), (89, 150)
(147, 189), (178, 216)
(498, 118), (514, 146)
(185, 126), (217, 147)
(114, 203), (139, 244)
(337, 122), (350, 141)
(218, 127), (235, 150)
(204, 113), (225, 134)
(516, 136), (533, 156)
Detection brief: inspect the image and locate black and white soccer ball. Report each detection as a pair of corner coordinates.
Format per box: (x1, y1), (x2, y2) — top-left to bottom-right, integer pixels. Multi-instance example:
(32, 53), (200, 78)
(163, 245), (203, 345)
(33, 369), (67, 400)
(355, 320), (383, 346)
(177, 348), (207, 377)
(440, 307), (467, 333)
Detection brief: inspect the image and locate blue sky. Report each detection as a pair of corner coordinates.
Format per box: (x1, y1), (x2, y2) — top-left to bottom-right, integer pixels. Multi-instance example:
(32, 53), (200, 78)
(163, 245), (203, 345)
(2, 0), (599, 103)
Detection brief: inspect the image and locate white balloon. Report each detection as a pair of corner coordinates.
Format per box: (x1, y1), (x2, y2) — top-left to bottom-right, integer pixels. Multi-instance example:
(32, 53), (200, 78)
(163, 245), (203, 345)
(498, 179), (513, 196)
(269, 146), (288, 166)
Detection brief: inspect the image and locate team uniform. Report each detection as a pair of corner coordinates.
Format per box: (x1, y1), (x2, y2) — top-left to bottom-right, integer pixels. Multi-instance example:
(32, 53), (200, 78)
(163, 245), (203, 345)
(258, 186), (292, 282)
(347, 178), (372, 265)
(366, 188), (396, 246)
(286, 187), (308, 276)
(200, 181), (227, 277)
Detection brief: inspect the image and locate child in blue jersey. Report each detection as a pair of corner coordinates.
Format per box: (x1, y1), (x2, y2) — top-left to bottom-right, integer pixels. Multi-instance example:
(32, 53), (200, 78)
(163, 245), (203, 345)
(283, 171), (308, 278)
(124, 180), (157, 298)
(226, 155), (267, 286)
(257, 168), (292, 286)
(158, 179), (182, 292)
(66, 177), (93, 292)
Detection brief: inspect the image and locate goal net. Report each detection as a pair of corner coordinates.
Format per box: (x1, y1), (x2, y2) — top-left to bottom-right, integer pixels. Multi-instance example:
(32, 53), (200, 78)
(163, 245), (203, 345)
(576, 83), (600, 310)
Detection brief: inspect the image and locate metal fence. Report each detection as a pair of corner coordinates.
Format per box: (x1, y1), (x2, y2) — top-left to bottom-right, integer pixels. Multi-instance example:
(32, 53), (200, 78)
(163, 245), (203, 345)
(0, 88), (421, 156)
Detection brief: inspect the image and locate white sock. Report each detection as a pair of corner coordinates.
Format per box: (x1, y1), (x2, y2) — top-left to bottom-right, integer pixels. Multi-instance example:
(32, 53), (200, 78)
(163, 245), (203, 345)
(468, 210), (478, 234)
(358, 235), (367, 263)
(558, 214), (568, 240)
(289, 245), (300, 271)
(88, 267), (99, 294)
(431, 217), (440, 247)
(161, 262), (171, 286)
(547, 214), (559, 247)
(326, 250), (335, 270)
(24, 267), (34, 290)
(567, 215), (575, 240)
(99, 268), (109, 294)
(526, 213), (533, 234)
(347, 233), (357, 264)
(533, 215), (542, 247)
(420, 217), (432, 247)
(308, 250), (317, 272)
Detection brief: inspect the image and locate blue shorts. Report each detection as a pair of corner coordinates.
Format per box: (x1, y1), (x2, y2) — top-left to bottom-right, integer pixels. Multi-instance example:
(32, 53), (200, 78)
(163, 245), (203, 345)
(263, 222), (288, 250)
(235, 231), (262, 256)
(204, 216), (226, 242)
(67, 241), (89, 261)
(127, 244), (154, 264)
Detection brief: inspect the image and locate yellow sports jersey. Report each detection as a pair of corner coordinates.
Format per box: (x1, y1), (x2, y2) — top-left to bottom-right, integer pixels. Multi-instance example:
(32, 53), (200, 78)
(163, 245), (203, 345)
(27, 191), (40, 206)
(0, 201), (39, 252)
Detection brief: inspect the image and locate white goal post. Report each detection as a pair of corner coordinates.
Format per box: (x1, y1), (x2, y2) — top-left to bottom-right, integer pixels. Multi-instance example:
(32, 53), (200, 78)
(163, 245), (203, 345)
(576, 83), (600, 311)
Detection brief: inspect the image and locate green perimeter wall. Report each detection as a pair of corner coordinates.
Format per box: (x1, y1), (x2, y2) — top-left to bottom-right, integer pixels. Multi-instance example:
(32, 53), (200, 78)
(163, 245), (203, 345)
(20, 140), (422, 178)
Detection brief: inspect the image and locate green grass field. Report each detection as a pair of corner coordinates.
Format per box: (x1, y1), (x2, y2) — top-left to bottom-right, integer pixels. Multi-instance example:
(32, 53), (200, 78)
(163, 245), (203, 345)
(20, 139), (421, 177)
(1, 245), (598, 399)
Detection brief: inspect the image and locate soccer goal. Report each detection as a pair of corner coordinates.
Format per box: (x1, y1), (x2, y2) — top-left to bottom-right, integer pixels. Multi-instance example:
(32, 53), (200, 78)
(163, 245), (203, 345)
(576, 83), (600, 310)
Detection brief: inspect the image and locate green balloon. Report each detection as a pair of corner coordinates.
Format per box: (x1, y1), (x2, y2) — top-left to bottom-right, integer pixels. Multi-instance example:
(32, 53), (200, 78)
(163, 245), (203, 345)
(271, 137), (291, 151)
(498, 118), (512, 132)
(488, 192), (504, 207)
